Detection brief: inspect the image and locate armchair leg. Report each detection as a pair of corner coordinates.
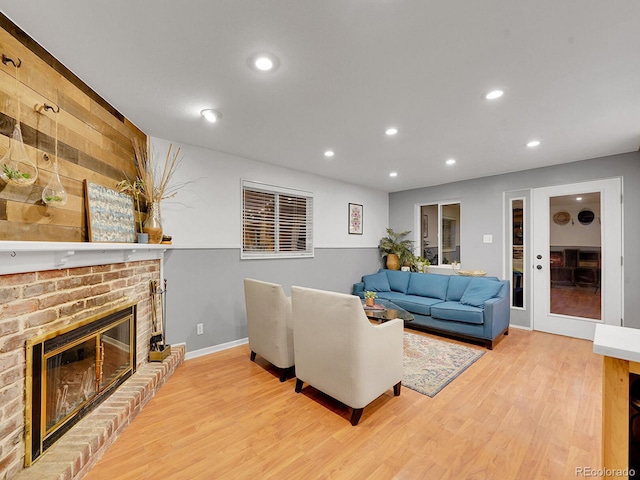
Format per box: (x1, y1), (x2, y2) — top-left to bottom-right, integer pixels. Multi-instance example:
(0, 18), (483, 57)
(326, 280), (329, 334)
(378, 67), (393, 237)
(350, 408), (364, 426)
(250, 351), (256, 361)
(393, 381), (402, 396)
(295, 378), (304, 393)
(279, 367), (293, 382)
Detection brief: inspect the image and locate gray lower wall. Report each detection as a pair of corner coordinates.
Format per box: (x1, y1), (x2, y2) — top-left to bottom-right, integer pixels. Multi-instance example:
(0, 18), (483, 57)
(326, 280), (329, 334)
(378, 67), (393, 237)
(389, 151), (640, 328)
(163, 247), (381, 352)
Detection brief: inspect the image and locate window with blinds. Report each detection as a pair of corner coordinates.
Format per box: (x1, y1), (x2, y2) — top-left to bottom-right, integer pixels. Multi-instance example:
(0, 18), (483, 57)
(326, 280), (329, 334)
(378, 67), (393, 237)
(242, 180), (314, 259)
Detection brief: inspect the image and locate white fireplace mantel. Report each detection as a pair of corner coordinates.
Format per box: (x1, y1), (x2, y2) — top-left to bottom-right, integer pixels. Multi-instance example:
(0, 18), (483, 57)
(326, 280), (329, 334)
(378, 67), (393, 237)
(0, 241), (168, 275)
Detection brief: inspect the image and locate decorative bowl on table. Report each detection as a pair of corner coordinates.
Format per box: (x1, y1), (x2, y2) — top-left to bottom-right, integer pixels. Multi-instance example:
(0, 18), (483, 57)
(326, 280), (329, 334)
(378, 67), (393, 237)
(456, 270), (487, 276)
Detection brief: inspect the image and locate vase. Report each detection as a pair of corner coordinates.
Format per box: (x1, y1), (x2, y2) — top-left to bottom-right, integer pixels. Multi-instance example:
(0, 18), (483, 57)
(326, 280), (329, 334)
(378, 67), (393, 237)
(143, 202), (163, 244)
(366, 297), (375, 306)
(386, 253), (400, 270)
(137, 233), (149, 244)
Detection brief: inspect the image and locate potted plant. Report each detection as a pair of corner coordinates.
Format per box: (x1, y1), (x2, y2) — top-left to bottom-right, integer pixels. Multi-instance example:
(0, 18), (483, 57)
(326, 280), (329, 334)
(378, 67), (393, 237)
(413, 256), (430, 273)
(364, 290), (377, 306)
(379, 228), (414, 270)
(117, 177), (147, 243)
(2, 163), (33, 186)
(132, 138), (192, 244)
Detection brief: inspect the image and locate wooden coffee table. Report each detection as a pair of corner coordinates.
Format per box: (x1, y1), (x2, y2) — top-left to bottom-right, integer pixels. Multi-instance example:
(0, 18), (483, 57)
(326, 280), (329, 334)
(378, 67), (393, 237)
(362, 298), (414, 323)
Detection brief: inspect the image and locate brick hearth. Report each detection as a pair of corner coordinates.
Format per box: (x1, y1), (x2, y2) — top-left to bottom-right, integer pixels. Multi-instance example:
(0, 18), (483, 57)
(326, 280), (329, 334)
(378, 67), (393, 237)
(0, 255), (175, 480)
(14, 345), (184, 480)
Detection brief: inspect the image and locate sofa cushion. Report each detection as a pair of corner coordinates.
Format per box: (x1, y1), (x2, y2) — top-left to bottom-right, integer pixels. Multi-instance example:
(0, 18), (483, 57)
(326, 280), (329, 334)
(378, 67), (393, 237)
(459, 278), (503, 307)
(431, 302), (484, 325)
(391, 295), (443, 316)
(381, 269), (411, 293)
(406, 273), (449, 300)
(376, 291), (411, 302)
(363, 272), (391, 292)
(445, 275), (473, 301)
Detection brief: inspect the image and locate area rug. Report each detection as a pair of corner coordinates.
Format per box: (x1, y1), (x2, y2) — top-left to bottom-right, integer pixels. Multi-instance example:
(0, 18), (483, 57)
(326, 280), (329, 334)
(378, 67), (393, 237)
(403, 332), (485, 397)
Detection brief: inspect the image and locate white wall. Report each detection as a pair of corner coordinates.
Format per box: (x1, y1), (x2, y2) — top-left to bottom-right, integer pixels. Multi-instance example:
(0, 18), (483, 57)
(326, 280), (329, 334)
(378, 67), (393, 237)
(151, 137), (389, 353)
(151, 137), (389, 249)
(550, 201), (601, 247)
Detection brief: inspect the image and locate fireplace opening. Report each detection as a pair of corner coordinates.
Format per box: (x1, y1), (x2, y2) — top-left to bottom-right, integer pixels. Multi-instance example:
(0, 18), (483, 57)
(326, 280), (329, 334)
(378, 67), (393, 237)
(25, 304), (137, 466)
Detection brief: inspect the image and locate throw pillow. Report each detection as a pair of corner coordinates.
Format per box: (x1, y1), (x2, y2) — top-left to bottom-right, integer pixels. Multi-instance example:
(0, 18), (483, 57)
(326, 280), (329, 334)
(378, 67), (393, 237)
(363, 272), (391, 292)
(446, 275), (473, 301)
(382, 269), (411, 293)
(407, 273), (449, 300)
(459, 278), (503, 307)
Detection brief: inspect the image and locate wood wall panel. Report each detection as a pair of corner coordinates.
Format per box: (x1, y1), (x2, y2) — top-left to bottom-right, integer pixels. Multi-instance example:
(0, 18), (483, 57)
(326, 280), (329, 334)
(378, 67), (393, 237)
(0, 13), (146, 242)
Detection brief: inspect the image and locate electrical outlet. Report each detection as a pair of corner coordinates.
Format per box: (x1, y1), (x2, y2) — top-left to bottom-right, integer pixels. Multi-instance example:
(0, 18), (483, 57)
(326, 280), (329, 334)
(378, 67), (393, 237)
(196, 323), (204, 335)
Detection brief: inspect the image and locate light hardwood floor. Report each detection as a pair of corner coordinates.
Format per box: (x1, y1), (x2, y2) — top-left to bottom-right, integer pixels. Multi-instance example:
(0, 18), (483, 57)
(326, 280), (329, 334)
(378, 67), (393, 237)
(84, 328), (602, 480)
(551, 286), (601, 320)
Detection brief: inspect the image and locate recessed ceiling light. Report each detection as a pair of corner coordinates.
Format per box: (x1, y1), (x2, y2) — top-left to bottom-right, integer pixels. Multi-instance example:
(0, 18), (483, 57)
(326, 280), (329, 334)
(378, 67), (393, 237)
(248, 53), (280, 73)
(485, 90), (504, 100)
(446, 158), (456, 166)
(255, 57), (273, 71)
(526, 140), (541, 147)
(389, 172), (398, 177)
(324, 150), (335, 158)
(200, 109), (222, 123)
(576, 197), (583, 201)
(385, 128), (398, 136)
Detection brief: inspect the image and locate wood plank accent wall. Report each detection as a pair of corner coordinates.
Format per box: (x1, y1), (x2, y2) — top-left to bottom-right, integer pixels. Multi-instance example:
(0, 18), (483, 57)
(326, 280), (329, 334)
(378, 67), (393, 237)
(0, 13), (146, 242)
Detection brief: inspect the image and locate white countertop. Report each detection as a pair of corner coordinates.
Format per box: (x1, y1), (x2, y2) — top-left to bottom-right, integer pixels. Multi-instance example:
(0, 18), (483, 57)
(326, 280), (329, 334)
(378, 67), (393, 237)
(593, 324), (640, 363)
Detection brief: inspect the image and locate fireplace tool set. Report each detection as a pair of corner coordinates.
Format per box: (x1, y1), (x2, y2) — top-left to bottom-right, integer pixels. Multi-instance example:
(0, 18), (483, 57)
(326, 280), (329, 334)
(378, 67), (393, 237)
(149, 279), (171, 361)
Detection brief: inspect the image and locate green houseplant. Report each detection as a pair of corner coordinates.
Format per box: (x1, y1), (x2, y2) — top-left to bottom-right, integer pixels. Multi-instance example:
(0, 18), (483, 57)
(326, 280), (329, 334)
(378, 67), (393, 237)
(364, 290), (377, 306)
(413, 256), (430, 273)
(379, 228), (414, 270)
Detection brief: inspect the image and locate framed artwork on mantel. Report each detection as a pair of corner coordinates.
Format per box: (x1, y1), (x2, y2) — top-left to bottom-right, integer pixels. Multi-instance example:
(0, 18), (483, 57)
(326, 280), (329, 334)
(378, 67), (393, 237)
(84, 180), (136, 243)
(349, 203), (363, 235)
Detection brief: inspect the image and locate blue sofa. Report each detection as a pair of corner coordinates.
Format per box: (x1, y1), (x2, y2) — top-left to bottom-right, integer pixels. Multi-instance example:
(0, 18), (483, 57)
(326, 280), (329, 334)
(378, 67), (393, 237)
(353, 269), (510, 349)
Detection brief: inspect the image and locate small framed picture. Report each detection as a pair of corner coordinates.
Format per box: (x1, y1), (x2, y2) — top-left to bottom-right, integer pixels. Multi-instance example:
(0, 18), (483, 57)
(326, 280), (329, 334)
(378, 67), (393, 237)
(349, 203), (363, 235)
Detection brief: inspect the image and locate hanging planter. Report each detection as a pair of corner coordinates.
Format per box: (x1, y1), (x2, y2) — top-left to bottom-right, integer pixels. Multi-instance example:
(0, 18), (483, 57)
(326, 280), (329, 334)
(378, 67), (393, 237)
(41, 104), (66, 205)
(42, 159), (67, 206)
(0, 124), (38, 187)
(0, 56), (37, 187)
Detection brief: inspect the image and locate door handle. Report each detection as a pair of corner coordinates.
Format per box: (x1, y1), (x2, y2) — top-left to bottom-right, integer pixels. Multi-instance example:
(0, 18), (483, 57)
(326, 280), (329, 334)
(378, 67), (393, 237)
(536, 254), (542, 260)
(536, 265), (542, 270)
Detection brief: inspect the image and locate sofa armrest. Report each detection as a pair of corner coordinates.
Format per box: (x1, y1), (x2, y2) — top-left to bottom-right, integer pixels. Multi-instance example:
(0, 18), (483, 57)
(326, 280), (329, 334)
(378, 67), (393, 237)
(353, 282), (365, 297)
(483, 293), (510, 339)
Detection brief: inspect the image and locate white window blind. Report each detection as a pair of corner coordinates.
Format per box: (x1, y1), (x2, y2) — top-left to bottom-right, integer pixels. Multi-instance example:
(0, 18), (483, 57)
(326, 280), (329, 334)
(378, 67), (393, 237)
(242, 180), (313, 259)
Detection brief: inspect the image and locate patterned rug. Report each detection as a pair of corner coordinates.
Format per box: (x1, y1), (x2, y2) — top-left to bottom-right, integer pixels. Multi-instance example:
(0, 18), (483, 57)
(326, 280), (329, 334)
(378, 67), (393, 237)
(403, 331), (485, 397)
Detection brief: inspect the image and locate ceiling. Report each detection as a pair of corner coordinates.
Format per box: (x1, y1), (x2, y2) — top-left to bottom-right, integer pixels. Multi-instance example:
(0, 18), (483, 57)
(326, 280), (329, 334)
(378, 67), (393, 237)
(1, 1), (639, 193)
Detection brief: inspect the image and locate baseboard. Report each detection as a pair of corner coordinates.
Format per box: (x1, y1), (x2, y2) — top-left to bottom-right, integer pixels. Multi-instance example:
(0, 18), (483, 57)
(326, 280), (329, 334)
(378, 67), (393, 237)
(184, 337), (249, 360)
(509, 323), (532, 331)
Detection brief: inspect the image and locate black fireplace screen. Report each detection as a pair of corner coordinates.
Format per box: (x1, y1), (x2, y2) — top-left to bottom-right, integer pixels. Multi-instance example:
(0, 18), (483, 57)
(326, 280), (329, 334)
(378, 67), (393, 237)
(25, 304), (136, 465)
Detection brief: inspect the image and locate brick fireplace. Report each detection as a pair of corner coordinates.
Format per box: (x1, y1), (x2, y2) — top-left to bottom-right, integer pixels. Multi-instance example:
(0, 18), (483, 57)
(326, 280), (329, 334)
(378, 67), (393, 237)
(0, 244), (183, 480)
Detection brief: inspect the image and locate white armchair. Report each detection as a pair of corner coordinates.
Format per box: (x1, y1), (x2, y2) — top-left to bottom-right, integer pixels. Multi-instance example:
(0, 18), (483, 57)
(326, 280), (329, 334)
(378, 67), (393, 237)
(244, 278), (294, 382)
(291, 286), (403, 425)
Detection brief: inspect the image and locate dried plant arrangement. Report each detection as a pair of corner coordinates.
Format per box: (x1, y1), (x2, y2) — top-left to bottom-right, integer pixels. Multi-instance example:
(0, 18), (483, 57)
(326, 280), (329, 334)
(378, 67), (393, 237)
(132, 137), (189, 204)
(116, 177), (145, 231)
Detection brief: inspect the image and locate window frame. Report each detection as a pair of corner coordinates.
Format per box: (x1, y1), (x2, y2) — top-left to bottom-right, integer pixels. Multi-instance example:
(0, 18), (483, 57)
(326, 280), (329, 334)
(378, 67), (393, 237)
(415, 201), (461, 266)
(241, 180), (314, 259)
